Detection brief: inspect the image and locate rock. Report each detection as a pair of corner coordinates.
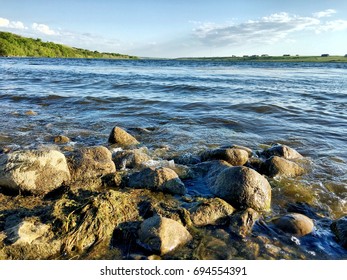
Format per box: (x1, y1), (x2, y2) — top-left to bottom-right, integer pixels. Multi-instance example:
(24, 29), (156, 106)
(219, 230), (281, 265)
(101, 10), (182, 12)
(190, 198), (235, 226)
(272, 213), (314, 236)
(201, 148), (249, 166)
(261, 144), (303, 160)
(113, 149), (151, 170)
(229, 208), (260, 238)
(331, 216), (347, 249)
(68, 146), (116, 181)
(196, 160), (232, 188)
(25, 110), (37, 116)
(108, 126), (139, 146)
(195, 236), (235, 260)
(137, 215), (192, 255)
(210, 166), (271, 211)
(265, 156), (305, 178)
(127, 167), (186, 195)
(0, 150), (71, 195)
(53, 135), (70, 144)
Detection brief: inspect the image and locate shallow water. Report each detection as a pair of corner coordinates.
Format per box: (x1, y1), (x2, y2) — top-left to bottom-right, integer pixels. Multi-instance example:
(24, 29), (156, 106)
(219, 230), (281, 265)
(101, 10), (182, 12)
(0, 57), (346, 259)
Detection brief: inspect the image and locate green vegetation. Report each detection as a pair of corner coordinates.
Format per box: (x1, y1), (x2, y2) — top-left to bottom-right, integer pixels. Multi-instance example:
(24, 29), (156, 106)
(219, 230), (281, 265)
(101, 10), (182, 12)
(177, 55), (347, 63)
(0, 31), (137, 59)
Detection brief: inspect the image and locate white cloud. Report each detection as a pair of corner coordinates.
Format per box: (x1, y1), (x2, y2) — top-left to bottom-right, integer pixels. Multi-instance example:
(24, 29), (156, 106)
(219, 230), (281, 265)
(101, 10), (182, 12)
(317, 19), (347, 33)
(32, 23), (58, 35)
(313, 9), (336, 18)
(0, 17), (26, 29)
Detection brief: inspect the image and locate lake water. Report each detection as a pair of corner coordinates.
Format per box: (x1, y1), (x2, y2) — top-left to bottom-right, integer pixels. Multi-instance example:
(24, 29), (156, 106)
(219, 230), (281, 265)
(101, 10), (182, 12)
(0, 58), (346, 259)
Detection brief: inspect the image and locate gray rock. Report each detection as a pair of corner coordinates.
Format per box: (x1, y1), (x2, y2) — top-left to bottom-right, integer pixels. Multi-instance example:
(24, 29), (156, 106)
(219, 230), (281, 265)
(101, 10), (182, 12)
(211, 166), (271, 211)
(108, 126), (139, 146)
(127, 167), (186, 195)
(331, 216), (347, 249)
(201, 148), (249, 166)
(137, 215), (192, 255)
(190, 198), (235, 226)
(0, 150), (70, 195)
(68, 146), (116, 181)
(113, 149), (151, 169)
(262, 144), (303, 160)
(265, 156), (305, 178)
(272, 213), (314, 236)
(229, 208), (260, 238)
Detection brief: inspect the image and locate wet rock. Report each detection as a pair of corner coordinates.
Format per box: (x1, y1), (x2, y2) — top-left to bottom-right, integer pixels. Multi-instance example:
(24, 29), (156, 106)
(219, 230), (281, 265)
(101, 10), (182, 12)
(272, 213), (314, 236)
(261, 144), (303, 160)
(53, 135), (70, 144)
(201, 148), (249, 166)
(113, 149), (151, 169)
(330, 216), (347, 249)
(265, 156), (305, 178)
(25, 110), (37, 116)
(108, 126), (139, 146)
(210, 166), (271, 211)
(137, 215), (192, 255)
(68, 146), (116, 181)
(229, 208), (260, 238)
(195, 236), (235, 260)
(190, 198), (235, 226)
(0, 150), (71, 195)
(197, 160), (232, 188)
(127, 167), (186, 195)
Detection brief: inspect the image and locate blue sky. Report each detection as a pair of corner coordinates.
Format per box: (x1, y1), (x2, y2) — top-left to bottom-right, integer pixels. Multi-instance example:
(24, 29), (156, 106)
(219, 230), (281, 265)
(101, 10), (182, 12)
(1, 0), (347, 57)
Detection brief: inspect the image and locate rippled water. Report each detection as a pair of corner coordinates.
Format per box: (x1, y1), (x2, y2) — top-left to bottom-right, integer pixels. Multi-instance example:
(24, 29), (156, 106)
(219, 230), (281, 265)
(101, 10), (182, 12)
(0, 57), (346, 259)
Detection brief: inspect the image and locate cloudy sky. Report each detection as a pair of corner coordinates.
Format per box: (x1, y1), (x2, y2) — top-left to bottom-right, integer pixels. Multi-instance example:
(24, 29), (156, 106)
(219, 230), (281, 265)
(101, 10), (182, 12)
(1, 0), (347, 58)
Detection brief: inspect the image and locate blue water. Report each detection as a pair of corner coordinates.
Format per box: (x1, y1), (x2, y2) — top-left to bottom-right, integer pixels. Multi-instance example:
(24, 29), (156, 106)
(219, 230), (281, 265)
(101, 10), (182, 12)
(0, 58), (346, 258)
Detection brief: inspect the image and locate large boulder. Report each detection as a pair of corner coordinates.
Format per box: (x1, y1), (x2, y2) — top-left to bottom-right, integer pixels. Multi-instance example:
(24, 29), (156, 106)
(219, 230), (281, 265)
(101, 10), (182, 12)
(190, 198), (235, 226)
(265, 156), (305, 178)
(272, 213), (314, 236)
(108, 126), (139, 146)
(137, 215), (192, 255)
(0, 150), (70, 195)
(201, 148), (249, 166)
(210, 166), (271, 211)
(68, 146), (116, 181)
(261, 144), (303, 160)
(330, 216), (347, 249)
(127, 167), (186, 195)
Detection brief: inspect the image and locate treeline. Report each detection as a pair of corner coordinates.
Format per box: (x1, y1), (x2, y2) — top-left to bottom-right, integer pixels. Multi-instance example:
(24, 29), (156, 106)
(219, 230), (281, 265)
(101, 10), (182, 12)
(0, 31), (137, 59)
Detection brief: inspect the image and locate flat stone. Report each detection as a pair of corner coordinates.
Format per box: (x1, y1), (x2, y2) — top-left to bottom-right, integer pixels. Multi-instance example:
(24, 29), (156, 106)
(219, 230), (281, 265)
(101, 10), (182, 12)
(272, 213), (314, 236)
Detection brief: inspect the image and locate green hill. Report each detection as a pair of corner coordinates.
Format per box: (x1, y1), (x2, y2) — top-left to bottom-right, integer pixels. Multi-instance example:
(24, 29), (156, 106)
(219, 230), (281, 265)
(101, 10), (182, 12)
(0, 31), (137, 59)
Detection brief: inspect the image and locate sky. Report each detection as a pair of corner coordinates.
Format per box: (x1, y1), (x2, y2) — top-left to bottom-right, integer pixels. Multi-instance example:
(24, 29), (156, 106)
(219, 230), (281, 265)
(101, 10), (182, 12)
(0, 0), (347, 58)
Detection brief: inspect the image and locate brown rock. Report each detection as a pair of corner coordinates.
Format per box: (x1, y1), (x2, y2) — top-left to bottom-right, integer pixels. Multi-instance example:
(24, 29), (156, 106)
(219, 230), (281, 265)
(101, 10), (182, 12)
(262, 144), (303, 160)
(265, 156), (305, 178)
(190, 198), (235, 226)
(53, 135), (70, 144)
(272, 213), (314, 236)
(113, 149), (151, 169)
(127, 167), (186, 195)
(201, 148), (249, 166)
(137, 215), (192, 255)
(211, 166), (271, 211)
(229, 208), (260, 238)
(108, 126), (139, 146)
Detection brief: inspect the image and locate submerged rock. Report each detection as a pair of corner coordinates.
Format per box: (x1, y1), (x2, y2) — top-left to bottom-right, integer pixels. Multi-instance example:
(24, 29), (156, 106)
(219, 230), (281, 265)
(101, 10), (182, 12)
(210, 166), (271, 211)
(190, 198), (235, 226)
(137, 215), (192, 255)
(265, 156), (305, 178)
(330, 216), (347, 249)
(272, 213), (314, 236)
(127, 167), (186, 195)
(195, 236), (235, 260)
(0, 150), (71, 195)
(53, 135), (70, 144)
(68, 146), (116, 181)
(108, 126), (139, 146)
(261, 144), (303, 160)
(229, 208), (260, 238)
(201, 148), (249, 166)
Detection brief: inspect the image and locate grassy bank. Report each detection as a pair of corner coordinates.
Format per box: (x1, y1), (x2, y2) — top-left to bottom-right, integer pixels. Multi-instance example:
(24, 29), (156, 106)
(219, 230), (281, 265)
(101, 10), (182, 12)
(0, 31), (137, 59)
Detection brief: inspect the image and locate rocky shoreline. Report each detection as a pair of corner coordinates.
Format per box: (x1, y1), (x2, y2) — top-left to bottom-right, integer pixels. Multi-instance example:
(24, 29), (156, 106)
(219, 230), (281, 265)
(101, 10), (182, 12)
(0, 126), (346, 260)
